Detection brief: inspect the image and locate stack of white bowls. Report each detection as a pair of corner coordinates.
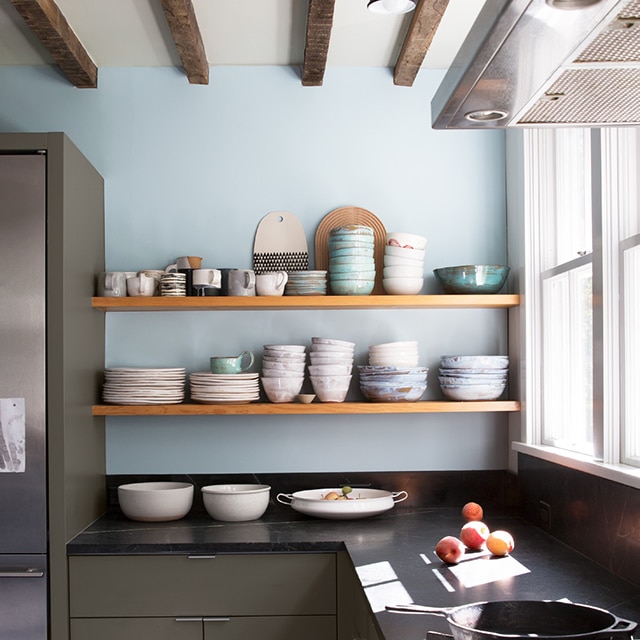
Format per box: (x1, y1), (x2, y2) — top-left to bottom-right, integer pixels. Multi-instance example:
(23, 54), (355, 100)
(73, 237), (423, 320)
(438, 355), (509, 401)
(368, 341), (419, 367)
(261, 345), (306, 403)
(328, 225), (376, 296)
(358, 365), (428, 402)
(382, 231), (427, 295)
(308, 337), (355, 402)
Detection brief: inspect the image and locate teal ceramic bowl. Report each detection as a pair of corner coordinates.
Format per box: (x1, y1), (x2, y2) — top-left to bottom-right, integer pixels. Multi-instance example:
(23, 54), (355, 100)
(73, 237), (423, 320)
(433, 265), (510, 294)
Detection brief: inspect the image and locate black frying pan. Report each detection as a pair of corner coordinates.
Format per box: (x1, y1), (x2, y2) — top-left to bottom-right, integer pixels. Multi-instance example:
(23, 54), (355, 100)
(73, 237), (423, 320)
(386, 600), (637, 640)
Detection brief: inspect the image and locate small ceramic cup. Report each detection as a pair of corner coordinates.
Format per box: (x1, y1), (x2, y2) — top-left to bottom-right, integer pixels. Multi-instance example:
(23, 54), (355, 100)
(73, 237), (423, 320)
(227, 269), (256, 296)
(256, 271), (288, 296)
(126, 273), (156, 297)
(97, 272), (127, 297)
(210, 351), (255, 374)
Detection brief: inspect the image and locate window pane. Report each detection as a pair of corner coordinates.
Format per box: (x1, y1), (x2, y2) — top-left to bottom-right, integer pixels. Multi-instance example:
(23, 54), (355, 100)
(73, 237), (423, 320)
(622, 242), (640, 466)
(542, 264), (593, 455)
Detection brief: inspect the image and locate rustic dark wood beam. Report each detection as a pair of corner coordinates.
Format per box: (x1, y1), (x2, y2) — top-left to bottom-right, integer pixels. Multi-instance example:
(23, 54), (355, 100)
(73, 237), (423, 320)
(394, 0), (450, 87)
(160, 0), (209, 85)
(302, 0), (336, 86)
(9, 0), (97, 88)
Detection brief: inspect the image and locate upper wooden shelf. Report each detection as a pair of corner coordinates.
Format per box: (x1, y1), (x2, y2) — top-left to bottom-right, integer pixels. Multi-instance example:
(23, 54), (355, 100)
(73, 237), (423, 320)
(92, 400), (520, 416)
(92, 294), (520, 312)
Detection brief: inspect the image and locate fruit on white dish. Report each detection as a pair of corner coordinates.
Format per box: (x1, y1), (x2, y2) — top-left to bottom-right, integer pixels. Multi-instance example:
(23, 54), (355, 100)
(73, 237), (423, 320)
(486, 530), (514, 556)
(322, 486), (353, 501)
(460, 521), (490, 550)
(435, 535), (466, 564)
(461, 501), (484, 522)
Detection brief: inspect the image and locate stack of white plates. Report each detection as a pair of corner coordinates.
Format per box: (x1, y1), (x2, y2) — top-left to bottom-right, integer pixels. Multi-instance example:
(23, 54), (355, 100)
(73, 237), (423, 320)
(309, 338), (354, 402)
(368, 341), (419, 368)
(160, 272), (187, 296)
(261, 345), (306, 402)
(438, 355), (509, 401)
(189, 372), (260, 404)
(102, 367), (186, 405)
(285, 271), (327, 296)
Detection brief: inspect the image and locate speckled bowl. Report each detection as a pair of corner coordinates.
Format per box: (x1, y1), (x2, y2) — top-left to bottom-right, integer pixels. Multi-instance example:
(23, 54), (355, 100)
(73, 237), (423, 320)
(433, 265), (510, 294)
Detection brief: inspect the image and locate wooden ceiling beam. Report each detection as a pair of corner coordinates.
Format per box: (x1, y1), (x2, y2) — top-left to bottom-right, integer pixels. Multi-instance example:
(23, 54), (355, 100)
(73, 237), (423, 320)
(160, 0), (209, 85)
(9, 0), (97, 88)
(302, 0), (336, 87)
(394, 0), (450, 87)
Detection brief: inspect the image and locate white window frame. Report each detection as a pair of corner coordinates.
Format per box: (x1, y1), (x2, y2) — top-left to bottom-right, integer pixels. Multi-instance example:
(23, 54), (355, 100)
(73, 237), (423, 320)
(511, 127), (640, 490)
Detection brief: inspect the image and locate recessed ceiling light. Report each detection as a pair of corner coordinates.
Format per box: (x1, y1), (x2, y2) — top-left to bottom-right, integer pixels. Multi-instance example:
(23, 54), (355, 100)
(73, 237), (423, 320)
(367, 0), (417, 15)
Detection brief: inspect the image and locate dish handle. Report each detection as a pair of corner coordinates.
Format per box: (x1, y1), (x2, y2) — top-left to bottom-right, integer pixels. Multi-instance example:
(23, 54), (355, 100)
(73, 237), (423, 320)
(392, 491), (409, 503)
(276, 493), (293, 505)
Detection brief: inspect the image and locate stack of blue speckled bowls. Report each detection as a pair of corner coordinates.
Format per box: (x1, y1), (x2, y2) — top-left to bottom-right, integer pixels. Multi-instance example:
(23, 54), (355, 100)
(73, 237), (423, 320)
(328, 224), (375, 295)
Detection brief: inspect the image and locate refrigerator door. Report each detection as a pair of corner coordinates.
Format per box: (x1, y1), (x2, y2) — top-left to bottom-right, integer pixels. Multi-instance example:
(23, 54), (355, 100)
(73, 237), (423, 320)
(0, 554), (47, 639)
(0, 153), (47, 553)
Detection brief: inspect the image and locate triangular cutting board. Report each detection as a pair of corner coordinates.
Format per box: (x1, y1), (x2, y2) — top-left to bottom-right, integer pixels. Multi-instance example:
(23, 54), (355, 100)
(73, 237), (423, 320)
(253, 211), (309, 274)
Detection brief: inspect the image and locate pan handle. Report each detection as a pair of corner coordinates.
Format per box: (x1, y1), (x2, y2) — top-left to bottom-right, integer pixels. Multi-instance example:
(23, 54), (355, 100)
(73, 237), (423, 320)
(385, 603), (454, 616)
(606, 616), (638, 638)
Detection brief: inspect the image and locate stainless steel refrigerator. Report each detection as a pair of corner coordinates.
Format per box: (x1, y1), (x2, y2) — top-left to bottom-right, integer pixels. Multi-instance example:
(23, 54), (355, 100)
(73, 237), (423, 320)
(0, 153), (48, 638)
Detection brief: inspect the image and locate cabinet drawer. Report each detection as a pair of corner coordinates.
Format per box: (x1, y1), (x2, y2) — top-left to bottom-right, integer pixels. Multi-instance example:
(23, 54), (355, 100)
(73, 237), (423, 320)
(70, 615), (336, 640)
(69, 554), (336, 617)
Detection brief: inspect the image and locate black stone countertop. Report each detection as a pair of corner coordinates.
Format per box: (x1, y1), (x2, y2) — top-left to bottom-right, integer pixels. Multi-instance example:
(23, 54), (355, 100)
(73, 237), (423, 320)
(68, 506), (640, 640)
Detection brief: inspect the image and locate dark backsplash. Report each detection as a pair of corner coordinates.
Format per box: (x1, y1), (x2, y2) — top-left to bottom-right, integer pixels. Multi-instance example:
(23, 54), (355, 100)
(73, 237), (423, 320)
(106, 469), (523, 515)
(518, 453), (640, 587)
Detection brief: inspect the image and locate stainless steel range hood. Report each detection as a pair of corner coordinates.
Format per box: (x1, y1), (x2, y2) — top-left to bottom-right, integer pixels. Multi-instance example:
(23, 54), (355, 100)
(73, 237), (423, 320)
(431, 0), (640, 128)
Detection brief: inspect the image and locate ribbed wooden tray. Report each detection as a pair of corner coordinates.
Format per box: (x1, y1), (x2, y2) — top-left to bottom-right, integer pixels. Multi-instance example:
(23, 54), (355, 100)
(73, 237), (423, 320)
(315, 206), (386, 295)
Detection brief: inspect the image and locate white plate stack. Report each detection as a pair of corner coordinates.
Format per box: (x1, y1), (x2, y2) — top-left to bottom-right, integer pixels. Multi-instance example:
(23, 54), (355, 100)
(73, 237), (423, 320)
(261, 345), (306, 402)
(368, 341), (419, 368)
(189, 372), (260, 404)
(102, 367), (186, 405)
(438, 355), (509, 401)
(309, 337), (355, 402)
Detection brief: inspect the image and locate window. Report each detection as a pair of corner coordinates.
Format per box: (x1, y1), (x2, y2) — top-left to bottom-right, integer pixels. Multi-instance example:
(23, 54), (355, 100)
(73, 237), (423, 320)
(518, 127), (640, 475)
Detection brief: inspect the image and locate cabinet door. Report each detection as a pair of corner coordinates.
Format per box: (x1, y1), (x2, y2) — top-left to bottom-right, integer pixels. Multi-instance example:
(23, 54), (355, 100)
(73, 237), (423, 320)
(204, 615), (336, 640)
(70, 617), (201, 640)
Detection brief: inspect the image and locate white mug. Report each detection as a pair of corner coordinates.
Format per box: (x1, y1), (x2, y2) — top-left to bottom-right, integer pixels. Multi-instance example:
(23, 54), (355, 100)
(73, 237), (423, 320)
(227, 269), (256, 296)
(165, 256), (203, 272)
(192, 268), (222, 288)
(256, 271), (288, 296)
(126, 273), (156, 297)
(97, 272), (127, 297)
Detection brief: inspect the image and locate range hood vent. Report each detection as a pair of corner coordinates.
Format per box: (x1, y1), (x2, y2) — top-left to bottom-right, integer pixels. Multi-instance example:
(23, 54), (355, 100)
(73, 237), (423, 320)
(431, 0), (640, 128)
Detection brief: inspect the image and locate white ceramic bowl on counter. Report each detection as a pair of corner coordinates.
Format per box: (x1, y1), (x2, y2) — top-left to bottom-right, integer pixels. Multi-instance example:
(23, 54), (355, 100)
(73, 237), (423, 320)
(202, 484), (271, 522)
(118, 481), (194, 522)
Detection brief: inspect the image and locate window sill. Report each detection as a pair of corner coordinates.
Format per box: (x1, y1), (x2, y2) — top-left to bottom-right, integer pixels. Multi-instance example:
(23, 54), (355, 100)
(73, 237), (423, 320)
(512, 442), (640, 490)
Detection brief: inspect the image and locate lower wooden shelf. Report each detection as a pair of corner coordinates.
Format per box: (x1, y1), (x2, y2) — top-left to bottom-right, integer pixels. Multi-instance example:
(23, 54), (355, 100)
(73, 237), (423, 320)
(92, 400), (520, 416)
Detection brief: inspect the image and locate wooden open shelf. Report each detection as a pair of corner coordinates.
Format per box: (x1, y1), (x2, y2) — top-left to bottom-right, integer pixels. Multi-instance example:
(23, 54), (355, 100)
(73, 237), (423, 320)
(92, 400), (520, 416)
(92, 294), (520, 312)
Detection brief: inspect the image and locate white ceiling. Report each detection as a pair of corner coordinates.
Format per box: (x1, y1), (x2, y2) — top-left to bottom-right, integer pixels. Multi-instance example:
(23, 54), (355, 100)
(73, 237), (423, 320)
(0, 0), (485, 75)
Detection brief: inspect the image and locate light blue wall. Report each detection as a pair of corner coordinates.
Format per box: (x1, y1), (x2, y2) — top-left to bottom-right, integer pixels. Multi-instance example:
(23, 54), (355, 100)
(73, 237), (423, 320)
(0, 65), (508, 474)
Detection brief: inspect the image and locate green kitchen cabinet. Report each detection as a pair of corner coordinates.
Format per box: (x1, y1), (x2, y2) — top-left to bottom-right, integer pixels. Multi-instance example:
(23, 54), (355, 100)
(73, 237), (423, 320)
(68, 553), (337, 640)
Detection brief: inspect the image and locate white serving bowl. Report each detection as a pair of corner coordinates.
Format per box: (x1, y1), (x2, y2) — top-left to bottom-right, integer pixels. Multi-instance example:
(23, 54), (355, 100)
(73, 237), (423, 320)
(440, 355), (509, 370)
(311, 337), (356, 349)
(384, 245), (426, 261)
(308, 364), (353, 376)
(309, 375), (352, 402)
(440, 382), (507, 401)
(261, 360), (306, 372)
(261, 376), (304, 402)
(370, 341), (419, 350)
(118, 482), (194, 522)
(310, 343), (355, 353)
(383, 277), (424, 295)
(386, 231), (427, 251)
(263, 344), (306, 353)
(383, 254), (425, 268)
(383, 265), (424, 279)
(261, 368), (307, 378)
(369, 357), (419, 368)
(309, 354), (354, 365)
(202, 484), (271, 522)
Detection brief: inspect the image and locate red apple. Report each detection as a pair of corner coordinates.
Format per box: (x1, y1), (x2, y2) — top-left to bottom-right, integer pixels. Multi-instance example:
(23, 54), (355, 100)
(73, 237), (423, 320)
(461, 501), (484, 522)
(486, 530), (514, 556)
(435, 535), (465, 564)
(460, 521), (490, 550)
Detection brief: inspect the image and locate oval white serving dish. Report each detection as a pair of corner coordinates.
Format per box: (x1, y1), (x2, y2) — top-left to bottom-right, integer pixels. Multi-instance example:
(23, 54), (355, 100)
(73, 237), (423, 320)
(276, 488), (408, 520)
